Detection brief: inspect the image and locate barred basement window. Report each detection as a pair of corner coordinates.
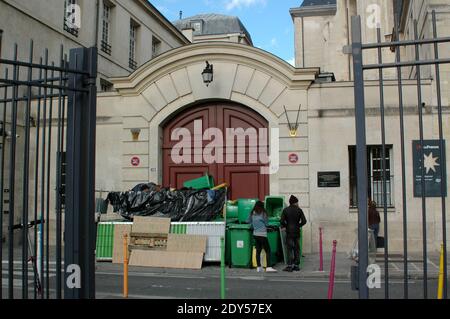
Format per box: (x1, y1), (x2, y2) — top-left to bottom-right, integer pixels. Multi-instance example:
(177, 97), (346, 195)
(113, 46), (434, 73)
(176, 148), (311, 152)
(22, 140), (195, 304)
(64, 0), (80, 37)
(100, 79), (113, 92)
(349, 145), (395, 208)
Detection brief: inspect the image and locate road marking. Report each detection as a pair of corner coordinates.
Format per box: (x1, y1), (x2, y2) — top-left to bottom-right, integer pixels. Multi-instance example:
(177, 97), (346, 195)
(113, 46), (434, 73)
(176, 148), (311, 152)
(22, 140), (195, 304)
(238, 276), (265, 281)
(411, 263), (421, 271)
(269, 279), (350, 283)
(392, 263), (400, 271)
(427, 258), (439, 269)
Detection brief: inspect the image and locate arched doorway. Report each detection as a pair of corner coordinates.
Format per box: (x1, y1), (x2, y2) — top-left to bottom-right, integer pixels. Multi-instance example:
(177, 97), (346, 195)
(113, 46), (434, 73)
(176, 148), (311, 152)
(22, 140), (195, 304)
(162, 101), (269, 200)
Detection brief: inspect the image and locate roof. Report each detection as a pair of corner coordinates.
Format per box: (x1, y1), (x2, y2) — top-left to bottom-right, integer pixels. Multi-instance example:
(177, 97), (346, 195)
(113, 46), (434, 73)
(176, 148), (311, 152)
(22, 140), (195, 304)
(173, 14), (253, 45)
(135, 0), (189, 45)
(301, 0), (336, 6)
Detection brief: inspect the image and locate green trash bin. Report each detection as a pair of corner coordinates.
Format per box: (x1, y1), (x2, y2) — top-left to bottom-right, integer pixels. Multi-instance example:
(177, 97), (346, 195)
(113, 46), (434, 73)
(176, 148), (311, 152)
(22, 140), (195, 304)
(229, 223), (252, 268)
(265, 196), (285, 219)
(237, 198), (257, 224)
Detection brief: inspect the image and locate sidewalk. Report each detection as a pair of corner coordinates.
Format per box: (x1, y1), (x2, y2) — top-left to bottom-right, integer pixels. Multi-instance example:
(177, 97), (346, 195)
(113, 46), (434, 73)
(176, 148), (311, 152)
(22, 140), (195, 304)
(95, 252), (444, 281)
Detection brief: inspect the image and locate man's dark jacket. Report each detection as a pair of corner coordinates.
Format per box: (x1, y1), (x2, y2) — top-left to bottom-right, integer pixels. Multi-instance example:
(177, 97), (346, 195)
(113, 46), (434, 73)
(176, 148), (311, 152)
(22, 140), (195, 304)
(280, 205), (307, 237)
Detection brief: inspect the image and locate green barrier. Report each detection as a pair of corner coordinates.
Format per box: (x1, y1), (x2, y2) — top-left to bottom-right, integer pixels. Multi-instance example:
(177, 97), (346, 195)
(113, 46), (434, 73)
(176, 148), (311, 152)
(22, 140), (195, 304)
(220, 237), (226, 299)
(96, 223), (114, 261)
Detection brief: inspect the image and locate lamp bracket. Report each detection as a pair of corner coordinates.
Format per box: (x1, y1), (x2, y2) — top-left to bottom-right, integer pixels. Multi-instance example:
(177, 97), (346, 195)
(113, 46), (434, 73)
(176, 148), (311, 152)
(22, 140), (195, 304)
(283, 104), (302, 137)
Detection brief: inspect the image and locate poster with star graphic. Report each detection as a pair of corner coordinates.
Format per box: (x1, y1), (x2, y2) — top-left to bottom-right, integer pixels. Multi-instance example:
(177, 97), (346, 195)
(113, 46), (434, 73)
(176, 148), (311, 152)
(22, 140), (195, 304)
(413, 140), (447, 197)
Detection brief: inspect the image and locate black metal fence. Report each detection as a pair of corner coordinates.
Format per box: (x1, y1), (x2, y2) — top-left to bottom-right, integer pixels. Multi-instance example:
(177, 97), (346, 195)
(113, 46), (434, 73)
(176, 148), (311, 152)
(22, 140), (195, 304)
(0, 41), (97, 299)
(351, 10), (449, 299)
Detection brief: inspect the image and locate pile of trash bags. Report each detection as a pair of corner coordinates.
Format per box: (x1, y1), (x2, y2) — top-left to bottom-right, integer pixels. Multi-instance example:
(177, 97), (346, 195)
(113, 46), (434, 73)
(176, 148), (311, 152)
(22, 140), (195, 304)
(106, 183), (226, 221)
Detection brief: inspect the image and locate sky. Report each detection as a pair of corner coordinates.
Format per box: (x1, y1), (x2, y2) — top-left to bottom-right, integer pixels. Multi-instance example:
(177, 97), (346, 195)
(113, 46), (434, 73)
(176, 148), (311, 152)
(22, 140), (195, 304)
(150, 0), (304, 66)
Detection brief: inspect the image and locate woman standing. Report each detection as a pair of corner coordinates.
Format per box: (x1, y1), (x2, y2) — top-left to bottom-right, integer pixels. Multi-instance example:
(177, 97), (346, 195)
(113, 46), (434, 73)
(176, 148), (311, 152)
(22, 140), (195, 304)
(368, 199), (381, 239)
(247, 201), (277, 273)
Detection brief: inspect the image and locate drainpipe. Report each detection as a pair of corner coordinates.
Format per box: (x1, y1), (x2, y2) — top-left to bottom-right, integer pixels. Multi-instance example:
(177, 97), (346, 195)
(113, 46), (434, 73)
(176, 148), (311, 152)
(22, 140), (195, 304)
(346, 0), (351, 81)
(301, 17), (305, 68)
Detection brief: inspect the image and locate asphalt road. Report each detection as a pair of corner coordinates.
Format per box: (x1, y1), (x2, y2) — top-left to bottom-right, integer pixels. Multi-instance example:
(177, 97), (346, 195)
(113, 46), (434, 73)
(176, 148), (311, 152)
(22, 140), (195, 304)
(94, 269), (443, 299)
(3, 263), (446, 299)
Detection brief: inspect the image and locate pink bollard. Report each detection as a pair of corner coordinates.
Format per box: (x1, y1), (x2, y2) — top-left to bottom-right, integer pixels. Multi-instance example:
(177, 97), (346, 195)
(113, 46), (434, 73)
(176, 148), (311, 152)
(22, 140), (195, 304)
(327, 240), (338, 300)
(319, 227), (323, 271)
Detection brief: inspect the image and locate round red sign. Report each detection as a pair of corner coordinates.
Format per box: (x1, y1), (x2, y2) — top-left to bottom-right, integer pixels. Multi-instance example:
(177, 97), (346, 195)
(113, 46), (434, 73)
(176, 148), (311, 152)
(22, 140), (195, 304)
(289, 153), (299, 164)
(131, 156), (140, 167)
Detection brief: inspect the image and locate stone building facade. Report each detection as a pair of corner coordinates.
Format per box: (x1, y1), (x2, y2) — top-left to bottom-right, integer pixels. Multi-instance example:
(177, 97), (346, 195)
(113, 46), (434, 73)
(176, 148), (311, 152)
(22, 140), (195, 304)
(1, 0), (449, 254)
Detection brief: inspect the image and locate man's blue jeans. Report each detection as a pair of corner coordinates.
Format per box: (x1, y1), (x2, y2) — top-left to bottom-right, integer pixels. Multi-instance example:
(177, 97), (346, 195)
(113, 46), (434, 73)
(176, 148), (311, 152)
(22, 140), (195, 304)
(369, 224), (379, 239)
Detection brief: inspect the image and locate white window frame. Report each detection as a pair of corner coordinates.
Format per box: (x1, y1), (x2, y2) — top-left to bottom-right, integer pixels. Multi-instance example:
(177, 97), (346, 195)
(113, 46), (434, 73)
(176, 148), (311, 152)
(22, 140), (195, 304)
(152, 36), (161, 58)
(101, 2), (112, 54)
(102, 4), (111, 44)
(64, 0), (79, 36)
(129, 21), (138, 69)
(369, 146), (394, 207)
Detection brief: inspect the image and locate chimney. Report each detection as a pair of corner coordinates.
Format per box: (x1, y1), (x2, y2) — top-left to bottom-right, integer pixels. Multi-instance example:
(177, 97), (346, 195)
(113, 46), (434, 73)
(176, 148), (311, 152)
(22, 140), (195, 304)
(182, 27), (194, 43)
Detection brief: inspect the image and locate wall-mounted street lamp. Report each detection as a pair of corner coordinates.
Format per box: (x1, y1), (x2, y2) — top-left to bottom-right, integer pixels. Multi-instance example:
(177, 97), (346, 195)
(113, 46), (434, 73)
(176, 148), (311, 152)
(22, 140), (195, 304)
(202, 61), (214, 87)
(283, 105), (302, 137)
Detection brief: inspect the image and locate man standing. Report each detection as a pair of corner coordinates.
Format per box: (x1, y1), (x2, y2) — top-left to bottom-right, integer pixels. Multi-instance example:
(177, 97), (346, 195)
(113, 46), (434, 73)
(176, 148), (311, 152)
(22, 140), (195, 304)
(280, 195), (307, 272)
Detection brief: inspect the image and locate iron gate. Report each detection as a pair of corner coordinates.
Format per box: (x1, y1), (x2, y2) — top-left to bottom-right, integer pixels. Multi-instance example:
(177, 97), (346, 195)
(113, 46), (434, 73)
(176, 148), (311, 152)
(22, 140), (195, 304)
(351, 9), (449, 299)
(0, 41), (97, 299)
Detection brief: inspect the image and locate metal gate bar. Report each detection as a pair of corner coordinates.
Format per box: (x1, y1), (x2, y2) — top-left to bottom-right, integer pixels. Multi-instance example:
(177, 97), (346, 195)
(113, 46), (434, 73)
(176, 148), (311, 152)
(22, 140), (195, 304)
(376, 27), (389, 299)
(0, 41), (97, 299)
(432, 10), (448, 300)
(351, 8), (449, 299)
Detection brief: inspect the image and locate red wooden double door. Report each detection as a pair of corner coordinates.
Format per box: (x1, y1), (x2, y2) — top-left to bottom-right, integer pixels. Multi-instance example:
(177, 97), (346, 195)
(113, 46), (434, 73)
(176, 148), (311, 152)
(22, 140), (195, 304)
(162, 102), (269, 200)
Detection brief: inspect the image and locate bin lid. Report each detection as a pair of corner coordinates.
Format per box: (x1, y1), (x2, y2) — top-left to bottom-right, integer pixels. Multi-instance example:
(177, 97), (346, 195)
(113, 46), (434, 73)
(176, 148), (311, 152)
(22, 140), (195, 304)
(268, 221), (280, 227)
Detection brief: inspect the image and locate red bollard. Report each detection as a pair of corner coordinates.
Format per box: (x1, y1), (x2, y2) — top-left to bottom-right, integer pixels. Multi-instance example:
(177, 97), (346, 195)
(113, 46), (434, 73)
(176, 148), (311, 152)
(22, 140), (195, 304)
(319, 227), (323, 271)
(327, 240), (338, 300)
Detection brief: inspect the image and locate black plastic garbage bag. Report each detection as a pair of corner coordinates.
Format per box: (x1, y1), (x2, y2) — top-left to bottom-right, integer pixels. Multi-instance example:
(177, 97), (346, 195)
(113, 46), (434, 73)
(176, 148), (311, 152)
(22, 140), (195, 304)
(107, 185), (226, 222)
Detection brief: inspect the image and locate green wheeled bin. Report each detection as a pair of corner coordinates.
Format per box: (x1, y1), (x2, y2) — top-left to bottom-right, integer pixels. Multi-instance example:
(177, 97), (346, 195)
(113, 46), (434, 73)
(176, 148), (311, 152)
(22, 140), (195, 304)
(229, 223), (253, 268)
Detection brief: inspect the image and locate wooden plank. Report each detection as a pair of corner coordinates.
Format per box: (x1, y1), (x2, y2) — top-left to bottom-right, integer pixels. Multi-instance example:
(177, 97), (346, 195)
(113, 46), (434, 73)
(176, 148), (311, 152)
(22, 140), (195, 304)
(132, 217), (171, 235)
(112, 224), (132, 264)
(129, 250), (204, 269)
(166, 234), (207, 253)
(130, 232), (168, 238)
